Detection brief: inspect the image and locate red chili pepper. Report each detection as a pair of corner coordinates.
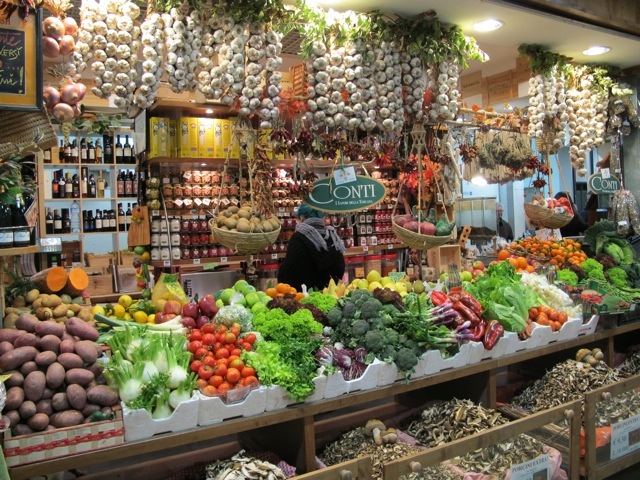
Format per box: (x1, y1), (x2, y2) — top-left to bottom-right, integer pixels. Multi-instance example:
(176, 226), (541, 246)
(449, 286), (462, 293)
(483, 320), (504, 351)
(459, 292), (483, 315)
(430, 291), (449, 306)
(453, 300), (481, 326)
(470, 318), (486, 342)
(448, 292), (462, 302)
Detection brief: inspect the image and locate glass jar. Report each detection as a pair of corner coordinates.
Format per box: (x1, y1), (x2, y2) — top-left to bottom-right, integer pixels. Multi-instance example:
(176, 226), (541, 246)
(181, 246), (191, 259)
(162, 184), (174, 197)
(150, 248), (160, 261)
(151, 218), (161, 233)
(364, 254), (382, 278)
(171, 247), (181, 260)
(199, 233), (210, 245)
(160, 247), (170, 260)
(159, 233), (169, 247)
(382, 253), (398, 277)
(170, 217), (181, 232)
(258, 263), (279, 292)
(180, 232), (191, 245)
(190, 233), (200, 245)
(171, 232), (181, 246)
(191, 246), (201, 259)
(181, 218), (191, 232)
(160, 219), (168, 233)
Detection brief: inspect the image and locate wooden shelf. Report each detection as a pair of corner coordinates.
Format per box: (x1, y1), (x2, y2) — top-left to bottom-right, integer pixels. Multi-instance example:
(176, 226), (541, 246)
(8, 321), (640, 480)
(0, 245), (39, 256)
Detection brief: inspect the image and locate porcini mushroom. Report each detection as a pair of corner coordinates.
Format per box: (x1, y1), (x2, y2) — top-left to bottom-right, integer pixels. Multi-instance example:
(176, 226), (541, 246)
(365, 419), (386, 445)
(381, 427), (398, 444)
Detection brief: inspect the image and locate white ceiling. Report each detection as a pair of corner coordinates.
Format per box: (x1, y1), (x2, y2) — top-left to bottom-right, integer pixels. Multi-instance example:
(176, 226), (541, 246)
(296, 0), (640, 76)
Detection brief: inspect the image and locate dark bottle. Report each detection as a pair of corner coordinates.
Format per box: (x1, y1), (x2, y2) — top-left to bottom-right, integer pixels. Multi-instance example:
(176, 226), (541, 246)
(63, 141), (71, 164)
(115, 135), (123, 163)
(59, 140), (66, 163)
(80, 138), (88, 163)
(51, 170), (60, 198)
(64, 172), (73, 198)
(125, 203), (132, 231)
(53, 209), (62, 234)
(43, 146), (51, 164)
(124, 170), (133, 197)
(123, 135), (132, 164)
(82, 210), (90, 232)
(88, 174), (97, 198)
(103, 137), (112, 163)
(72, 174), (80, 198)
(95, 210), (103, 231)
(117, 203), (125, 231)
(109, 210), (117, 231)
(70, 140), (79, 164)
(87, 210), (95, 232)
(45, 208), (54, 234)
(95, 139), (103, 164)
(11, 194), (30, 246)
(57, 171), (66, 199)
(61, 208), (71, 234)
(132, 171), (139, 197)
(117, 170), (125, 196)
(80, 167), (88, 197)
(88, 140), (95, 163)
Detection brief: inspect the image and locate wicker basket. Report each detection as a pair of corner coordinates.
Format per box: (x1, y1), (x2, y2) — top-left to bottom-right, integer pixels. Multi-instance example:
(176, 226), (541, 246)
(0, 110), (57, 158)
(524, 203), (572, 229)
(85, 253), (117, 268)
(210, 218), (281, 255)
(119, 250), (138, 265)
(392, 216), (452, 250)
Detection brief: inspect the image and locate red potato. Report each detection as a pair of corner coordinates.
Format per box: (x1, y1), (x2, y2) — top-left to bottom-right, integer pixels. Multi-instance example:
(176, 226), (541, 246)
(46, 362), (66, 389)
(4, 410), (20, 428)
(51, 392), (69, 411)
(65, 368), (94, 386)
(86, 362), (104, 380)
(65, 318), (100, 341)
(24, 370), (46, 402)
(61, 331), (76, 342)
(0, 345), (38, 371)
(41, 387), (55, 400)
(4, 386), (25, 410)
(20, 361), (38, 376)
(0, 329), (24, 343)
(14, 313), (40, 333)
(18, 400), (36, 419)
(57, 352), (83, 370)
(74, 340), (100, 364)
(66, 384), (87, 410)
(82, 403), (100, 417)
(27, 413), (50, 431)
(35, 350), (57, 368)
(14, 332), (39, 348)
(0, 341), (14, 356)
(35, 320), (65, 339)
(36, 399), (53, 416)
(59, 338), (76, 354)
(39, 334), (61, 353)
(50, 410), (84, 428)
(4, 370), (23, 387)
(86, 384), (119, 407)
(13, 424), (33, 436)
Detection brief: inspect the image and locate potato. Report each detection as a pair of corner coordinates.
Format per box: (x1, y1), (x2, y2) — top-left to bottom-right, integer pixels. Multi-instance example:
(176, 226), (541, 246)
(52, 304), (69, 318)
(4, 307), (20, 315)
(14, 313), (40, 333)
(34, 350), (57, 368)
(14, 332), (39, 348)
(51, 392), (70, 411)
(56, 316), (69, 324)
(0, 345), (38, 371)
(74, 341), (100, 364)
(82, 403), (101, 417)
(36, 399), (53, 416)
(46, 362), (66, 389)
(35, 320), (65, 339)
(86, 362), (104, 380)
(57, 352), (83, 370)
(18, 400), (37, 419)
(60, 294), (72, 305)
(66, 317), (100, 341)
(61, 331), (76, 342)
(5, 410), (20, 427)
(65, 368), (94, 386)
(42, 294), (62, 308)
(59, 338), (76, 354)
(50, 410), (84, 428)
(39, 334), (61, 353)
(4, 370), (23, 387)
(87, 384), (119, 407)
(27, 412), (50, 431)
(0, 341), (13, 356)
(20, 360), (38, 376)
(25, 288), (40, 304)
(77, 309), (94, 323)
(31, 298), (43, 310)
(35, 307), (54, 321)
(42, 387), (55, 400)
(13, 424), (33, 436)
(5, 386), (25, 410)
(12, 295), (26, 308)
(67, 304), (81, 315)
(66, 384), (87, 410)
(0, 329), (24, 344)
(3, 312), (19, 329)
(24, 370), (46, 402)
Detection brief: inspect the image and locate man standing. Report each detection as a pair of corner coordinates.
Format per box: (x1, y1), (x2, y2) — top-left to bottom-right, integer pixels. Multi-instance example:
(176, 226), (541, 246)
(496, 202), (514, 241)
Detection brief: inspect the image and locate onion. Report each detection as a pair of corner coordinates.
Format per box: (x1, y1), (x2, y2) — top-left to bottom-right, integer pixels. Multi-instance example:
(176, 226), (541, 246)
(58, 35), (76, 56)
(43, 36), (60, 58)
(75, 82), (87, 101)
(52, 102), (75, 123)
(43, 17), (65, 41)
(63, 17), (78, 37)
(60, 83), (81, 105)
(43, 86), (60, 108)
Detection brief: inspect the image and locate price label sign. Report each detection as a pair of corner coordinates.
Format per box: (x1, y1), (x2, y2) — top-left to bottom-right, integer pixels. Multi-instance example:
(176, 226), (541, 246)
(387, 244), (393, 250)
(152, 210), (160, 217)
(601, 167), (610, 179)
(193, 258), (201, 265)
(220, 256), (228, 263)
(362, 246), (369, 253)
(271, 253), (278, 260)
(509, 454), (550, 480)
(611, 412), (640, 459)
(163, 260), (170, 267)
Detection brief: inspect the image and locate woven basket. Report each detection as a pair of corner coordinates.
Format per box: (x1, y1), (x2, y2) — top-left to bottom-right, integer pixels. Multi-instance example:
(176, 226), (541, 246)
(85, 253), (117, 268)
(0, 110), (57, 158)
(210, 218), (281, 255)
(392, 216), (452, 250)
(524, 203), (572, 229)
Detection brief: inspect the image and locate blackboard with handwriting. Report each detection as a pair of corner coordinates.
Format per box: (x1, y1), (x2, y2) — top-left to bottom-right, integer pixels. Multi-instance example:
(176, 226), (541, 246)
(0, 27), (26, 95)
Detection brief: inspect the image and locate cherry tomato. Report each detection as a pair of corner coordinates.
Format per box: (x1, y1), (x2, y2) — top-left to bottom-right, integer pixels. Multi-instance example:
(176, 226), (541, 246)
(216, 324), (228, 334)
(195, 347), (209, 359)
(202, 356), (217, 367)
(214, 363), (228, 378)
(224, 332), (237, 344)
(243, 333), (257, 344)
(202, 333), (216, 346)
(188, 340), (203, 354)
(209, 375), (224, 388)
(215, 347), (230, 359)
(198, 364), (214, 380)
(202, 385), (217, 397)
(217, 381), (231, 395)
(213, 342), (223, 351)
(241, 342), (252, 352)
(190, 360), (203, 373)
(201, 323), (216, 334)
(189, 330), (202, 341)
(230, 358), (244, 371)
(196, 378), (209, 390)
(230, 348), (242, 357)
(241, 366), (256, 378)
(243, 375), (259, 388)
(230, 326), (241, 337)
(226, 367), (241, 384)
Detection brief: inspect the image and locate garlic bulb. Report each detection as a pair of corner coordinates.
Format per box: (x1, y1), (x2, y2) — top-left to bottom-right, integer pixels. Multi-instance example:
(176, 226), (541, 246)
(526, 66), (566, 152)
(401, 52), (425, 123)
(426, 57), (460, 122)
(163, 7), (201, 94)
(134, 13), (165, 108)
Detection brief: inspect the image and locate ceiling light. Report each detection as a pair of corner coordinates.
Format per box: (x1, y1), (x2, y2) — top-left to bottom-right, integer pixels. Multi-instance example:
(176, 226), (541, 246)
(205, 108), (214, 114)
(583, 46), (610, 56)
(471, 173), (488, 186)
(472, 19), (504, 32)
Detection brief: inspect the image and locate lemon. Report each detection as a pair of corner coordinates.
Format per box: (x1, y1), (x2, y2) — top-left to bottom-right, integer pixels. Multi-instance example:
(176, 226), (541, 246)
(140, 252), (151, 264)
(147, 314), (156, 324)
(112, 304), (126, 319)
(118, 294), (133, 309)
(124, 313), (132, 321)
(133, 311), (148, 324)
(91, 305), (106, 316)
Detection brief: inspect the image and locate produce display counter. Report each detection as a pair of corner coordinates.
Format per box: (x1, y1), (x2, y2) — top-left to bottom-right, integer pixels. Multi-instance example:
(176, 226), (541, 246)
(6, 321), (640, 480)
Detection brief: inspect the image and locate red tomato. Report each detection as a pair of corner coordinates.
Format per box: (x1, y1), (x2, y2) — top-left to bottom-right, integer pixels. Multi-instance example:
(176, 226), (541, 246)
(216, 357), (229, 367)
(243, 333), (257, 344)
(241, 366), (256, 378)
(227, 355), (240, 365)
(201, 323), (216, 334)
(190, 360), (203, 373)
(230, 358), (244, 371)
(213, 341), (223, 351)
(209, 375), (224, 388)
(243, 375), (259, 388)
(226, 368), (241, 384)
(216, 324), (228, 334)
(188, 340), (203, 354)
(215, 347), (230, 359)
(230, 326), (240, 337)
(195, 347), (209, 359)
(214, 363), (228, 378)
(230, 348), (242, 357)
(196, 378), (209, 390)
(202, 333), (216, 346)
(217, 381), (231, 395)
(202, 356), (217, 367)
(241, 342), (252, 352)
(202, 385), (217, 397)
(224, 332), (237, 344)
(198, 364), (214, 380)
(189, 330), (202, 341)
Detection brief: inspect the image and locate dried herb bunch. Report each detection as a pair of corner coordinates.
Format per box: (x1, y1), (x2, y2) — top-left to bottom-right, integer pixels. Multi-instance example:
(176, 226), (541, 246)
(250, 140), (275, 216)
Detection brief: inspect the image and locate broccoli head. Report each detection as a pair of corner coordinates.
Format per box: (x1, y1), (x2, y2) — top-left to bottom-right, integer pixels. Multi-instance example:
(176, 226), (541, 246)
(394, 347), (419, 374)
(360, 298), (383, 319)
(379, 344), (398, 363)
(341, 302), (357, 319)
(326, 307), (343, 327)
(364, 330), (386, 353)
(351, 319), (370, 337)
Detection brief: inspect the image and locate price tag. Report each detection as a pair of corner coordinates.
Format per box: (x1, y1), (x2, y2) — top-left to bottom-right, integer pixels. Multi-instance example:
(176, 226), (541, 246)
(436, 192), (443, 203)
(376, 203), (382, 210)
(152, 210), (160, 217)
(279, 207), (285, 213)
(220, 256), (228, 263)
(271, 253), (278, 260)
(203, 262), (218, 271)
(601, 167), (610, 179)
(387, 204), (393, 209)
(611, 413), (640, 460)
(193, 258), (201, 265)
(362, 246), (369, 253)
(387, 244), (393, 250)
(163, 260), (170, 267)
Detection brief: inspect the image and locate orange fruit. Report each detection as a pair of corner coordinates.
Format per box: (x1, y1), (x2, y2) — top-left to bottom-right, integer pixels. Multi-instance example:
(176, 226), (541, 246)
(526, 265), (535, 273)
(517, 257), (528, 269)
(265, 287), (277, 298)
(508, 257), (518, 267)
(498, 249), (510, 261)
(276, 283), (290, 294)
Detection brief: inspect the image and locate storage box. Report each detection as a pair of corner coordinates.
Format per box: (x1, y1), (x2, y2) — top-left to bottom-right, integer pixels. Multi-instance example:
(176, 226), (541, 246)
(122, 394), (199, 442)
(116, 267), (138, 293)
(422, 342), (472, 375)
(197, 117), (215, 158)
(344, 361), (381, 394)
(87, 273), (114, 296)
(197, 387), (267, 426)
(3, 413), (124, 467)
(149, 117), (169, 158)
(178, 117), (198, 157)
(426, 245), (462, 276)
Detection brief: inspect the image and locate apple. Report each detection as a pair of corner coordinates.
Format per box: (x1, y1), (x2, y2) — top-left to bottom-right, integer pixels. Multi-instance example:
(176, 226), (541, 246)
(164, 300), (182, 315)
(472, 260), (485, 271)
(198, 294), (218, 316)
(181, 316), (196, 328)
(182, 301), (199, 318)
(155, 313), (176, 324)
(473, 269), (485, 278)
(196, 315), (210, 329)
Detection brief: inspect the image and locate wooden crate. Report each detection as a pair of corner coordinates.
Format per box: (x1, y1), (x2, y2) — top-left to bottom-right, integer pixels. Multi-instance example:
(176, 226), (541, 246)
(426, 245), (462, 276)
(87, 273), (114, 295)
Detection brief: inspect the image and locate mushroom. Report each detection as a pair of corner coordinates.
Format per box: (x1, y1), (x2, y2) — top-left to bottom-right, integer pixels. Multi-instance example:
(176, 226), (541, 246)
(592, 347), (604, 360)
(381, 428), (398, 444)
(365, 419), (386, 445)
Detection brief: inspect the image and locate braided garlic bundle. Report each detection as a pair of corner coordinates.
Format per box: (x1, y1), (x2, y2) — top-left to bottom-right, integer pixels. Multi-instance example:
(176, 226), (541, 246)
(163, 7), (201, 94)
(400, 52), (425, 123)
(527, 66), (567, 150)
(426, 57), (460, 122)
(135, 12), (165, 108)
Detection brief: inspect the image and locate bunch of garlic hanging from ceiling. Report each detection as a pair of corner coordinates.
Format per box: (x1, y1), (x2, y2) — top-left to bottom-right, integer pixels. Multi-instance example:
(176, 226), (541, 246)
(527, 65), (567, 152)
(425, 57), (460, 122)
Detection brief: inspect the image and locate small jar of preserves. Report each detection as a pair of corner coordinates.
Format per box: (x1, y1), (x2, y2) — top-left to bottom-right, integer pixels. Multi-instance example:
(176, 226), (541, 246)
(181, 246), (191, 260)
(171, 232), (181, 246)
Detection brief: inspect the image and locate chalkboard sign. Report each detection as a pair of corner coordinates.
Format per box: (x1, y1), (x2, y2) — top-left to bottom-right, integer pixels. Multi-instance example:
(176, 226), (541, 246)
(0, 10), (42, 111)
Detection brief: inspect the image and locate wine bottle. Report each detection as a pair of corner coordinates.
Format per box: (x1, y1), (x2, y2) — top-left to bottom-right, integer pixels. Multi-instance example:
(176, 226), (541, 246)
(123, 135), (132, 164)
(43, 146), (51, 164)
(95, 210), (103, 231)
(72, 174), (80, 198)
(57, 170), (66, 199)
(53, 209), (62, 234)
(124, 170), (133, 197)
(97, 171), (105, 199)
(80, 138), (88, 163)
(109, 210), (117, 231)
(132, 170), (139, 197)
(126, 203), (132, 231)
(95, 139), (103, 164)
(103, 137), (112, 163)
(80, 167), (88, 197)
(64, 172), (73, 198)
(82, 210), (89, 232)
(59, 140), (66, 163)
(88, 210), (95, 232)
(88, 140), (95, 163)
(88, 174), (97, 198)
(117, 170), (125, 196)
(51, 170), (60, 198)
(61, 208), (71, 234)
(12, 194), (30, 246)
(70, 140), (79, 164)
(63, 141), (71, 164)
(45, 208), (54, 235)
(117, 203), (125, 231)
(115, 135), (123, 163)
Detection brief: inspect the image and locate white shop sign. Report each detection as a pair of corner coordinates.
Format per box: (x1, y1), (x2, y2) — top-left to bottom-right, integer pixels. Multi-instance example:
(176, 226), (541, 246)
(509, 454), (550, 480)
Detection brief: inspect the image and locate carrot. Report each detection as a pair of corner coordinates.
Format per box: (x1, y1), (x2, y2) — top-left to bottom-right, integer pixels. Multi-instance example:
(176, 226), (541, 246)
(64, 268), (89, 297)
(31, 267), (68, 293)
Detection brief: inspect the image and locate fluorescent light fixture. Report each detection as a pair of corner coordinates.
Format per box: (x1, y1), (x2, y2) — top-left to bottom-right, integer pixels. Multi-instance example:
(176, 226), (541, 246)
(583, 46), (610, 56)
(471, 173), (488, 186)
(201, 163), (206, 166)
(205, 108), (214, 114)
(472, 19), (504, 32)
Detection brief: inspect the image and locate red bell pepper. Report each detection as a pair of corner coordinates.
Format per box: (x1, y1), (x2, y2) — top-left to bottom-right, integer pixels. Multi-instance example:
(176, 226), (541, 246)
(470, 318), (486, 342)
(482, 320), (504, 351)
(430, 291), (449, 306)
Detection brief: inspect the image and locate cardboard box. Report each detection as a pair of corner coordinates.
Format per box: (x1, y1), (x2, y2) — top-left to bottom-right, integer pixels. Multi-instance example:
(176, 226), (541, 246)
(116, 267), (138, 293)
(178, 117), (198, 158)
(197, 117), (215, 158)
(3, 414), (124, 467)
(426, 245), (462, 276)
(213, 118), (225, 158)
(149, 117), (169, 158)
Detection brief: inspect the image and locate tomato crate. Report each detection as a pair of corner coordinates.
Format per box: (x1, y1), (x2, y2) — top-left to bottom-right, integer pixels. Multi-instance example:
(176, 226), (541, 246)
(3, 411), (123, 467)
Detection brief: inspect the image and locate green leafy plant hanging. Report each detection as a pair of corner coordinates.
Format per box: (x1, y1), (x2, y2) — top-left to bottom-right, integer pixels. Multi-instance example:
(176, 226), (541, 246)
(518, 43), (571, 76)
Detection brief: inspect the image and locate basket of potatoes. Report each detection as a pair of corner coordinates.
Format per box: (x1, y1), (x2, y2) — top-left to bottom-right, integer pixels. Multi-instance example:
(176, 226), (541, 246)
(211, 205), (281, 255)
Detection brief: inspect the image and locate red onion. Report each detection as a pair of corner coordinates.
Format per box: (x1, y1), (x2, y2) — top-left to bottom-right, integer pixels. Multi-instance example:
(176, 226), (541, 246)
(52, 103), (75, 123)
(60, 83), (81, 105)
(76, 82), (87, 101)
(63, 17), (78, 37)
(43, 17), (65, 41)
(43, 36), (60, 58)
(43, 86), (60, 108)
(58, 35), (75, 56)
